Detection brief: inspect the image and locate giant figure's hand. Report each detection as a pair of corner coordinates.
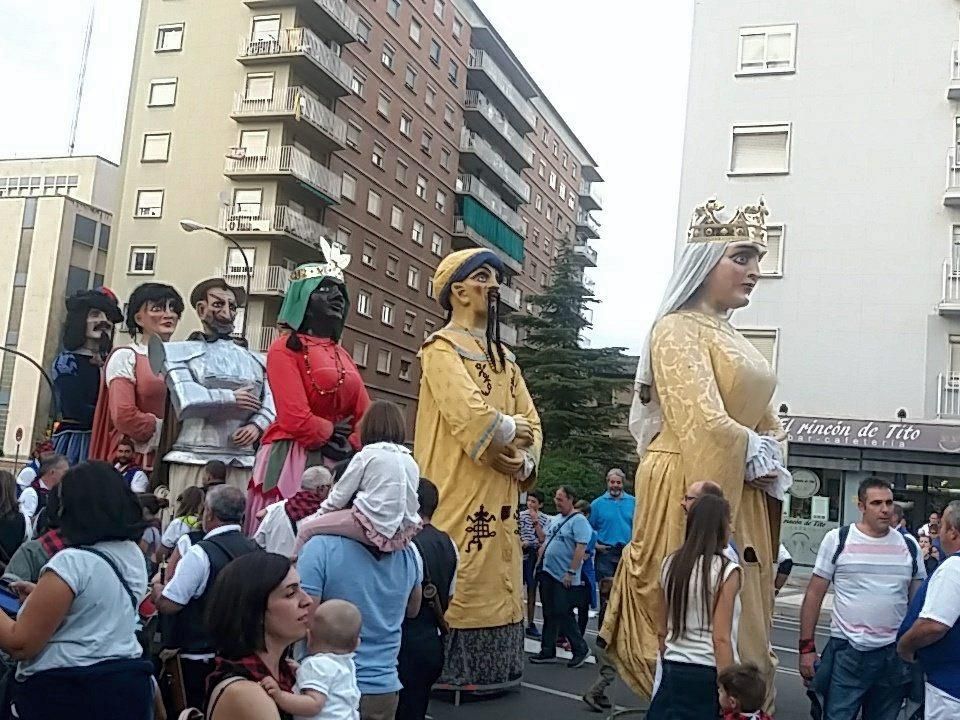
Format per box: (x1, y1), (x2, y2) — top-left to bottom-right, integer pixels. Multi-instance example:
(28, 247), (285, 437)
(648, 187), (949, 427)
(232, 424), (261, 447)
(234, 386), (262, 412)
(513, 416), (534, 448)
(489, 445), (525, 476)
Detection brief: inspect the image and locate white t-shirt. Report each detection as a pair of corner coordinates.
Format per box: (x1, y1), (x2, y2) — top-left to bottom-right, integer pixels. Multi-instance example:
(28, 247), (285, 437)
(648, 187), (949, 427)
(814, 524), (925, 650)
(254, 500), (299, 558)
(919, 554), (960, 635)
(161, 516), (199, 549)
(17, 540), (146, 679)
(295, 652), (360, 720)
(660, 553), (741, 667)
(777, 543), (792, 566)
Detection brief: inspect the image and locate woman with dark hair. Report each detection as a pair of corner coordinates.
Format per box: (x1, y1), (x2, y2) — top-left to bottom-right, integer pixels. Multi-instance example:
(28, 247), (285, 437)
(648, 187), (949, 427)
(204, 552), (312, 720)
(90, 283), (184, 471)
(0, 471), (26, 566)
(0, 461), (151, 719)
(646, 494), (741, 720)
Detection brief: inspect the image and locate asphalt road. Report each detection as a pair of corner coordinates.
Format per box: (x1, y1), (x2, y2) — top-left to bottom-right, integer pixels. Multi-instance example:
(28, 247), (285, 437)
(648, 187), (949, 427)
(424, 610), (830, 720)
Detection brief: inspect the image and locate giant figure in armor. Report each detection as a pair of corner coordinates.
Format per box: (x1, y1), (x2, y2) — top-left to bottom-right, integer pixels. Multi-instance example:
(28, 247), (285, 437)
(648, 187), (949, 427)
(414, 248), (543, 688)
(51, 287), (123, 464)
(150, 278), (276, 502)
(244, 240), (370, 534)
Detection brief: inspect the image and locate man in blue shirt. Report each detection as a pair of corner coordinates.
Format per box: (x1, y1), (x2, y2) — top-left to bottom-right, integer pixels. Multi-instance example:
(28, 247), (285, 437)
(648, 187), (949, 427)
(590, 468), (636, 586)
(530, 486), (594, 669)
(298, 534), (423, 720)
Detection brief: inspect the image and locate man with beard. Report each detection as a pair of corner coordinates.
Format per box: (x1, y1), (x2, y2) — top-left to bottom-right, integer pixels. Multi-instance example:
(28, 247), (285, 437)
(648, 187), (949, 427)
(114, 437), (150, 493)
(151, 278), (275, 503)
(51, 287), (123, 464)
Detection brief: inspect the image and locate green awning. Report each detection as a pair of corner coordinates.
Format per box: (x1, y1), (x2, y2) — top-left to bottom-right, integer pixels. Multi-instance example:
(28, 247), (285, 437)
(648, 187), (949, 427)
(461, 196), (525, 263)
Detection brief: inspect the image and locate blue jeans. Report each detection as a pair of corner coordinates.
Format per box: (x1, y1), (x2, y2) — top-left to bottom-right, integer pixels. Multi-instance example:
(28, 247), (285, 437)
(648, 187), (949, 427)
(815, 637), (909, 720)
(594, 545), (623, 582)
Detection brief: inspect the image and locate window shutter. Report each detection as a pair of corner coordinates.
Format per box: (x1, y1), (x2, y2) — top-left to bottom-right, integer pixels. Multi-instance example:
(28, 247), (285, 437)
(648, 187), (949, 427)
(950, 338), (960, 374)
(760, 226), (782, 275)
(731, 130), (788, 173)
(743, 331), (777, 368)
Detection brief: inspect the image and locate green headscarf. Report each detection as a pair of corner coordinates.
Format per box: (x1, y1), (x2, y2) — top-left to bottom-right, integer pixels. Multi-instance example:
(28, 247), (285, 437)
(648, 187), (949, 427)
(277, 264), (349, 340)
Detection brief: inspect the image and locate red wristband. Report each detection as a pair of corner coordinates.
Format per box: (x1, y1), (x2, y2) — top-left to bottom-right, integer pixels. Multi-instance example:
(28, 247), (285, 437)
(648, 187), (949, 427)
(799, 638), (816, 655)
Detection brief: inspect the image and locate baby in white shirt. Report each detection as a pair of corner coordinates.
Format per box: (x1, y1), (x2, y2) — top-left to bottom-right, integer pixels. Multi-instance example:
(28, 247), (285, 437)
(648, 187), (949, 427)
(262, 599), (362, 720)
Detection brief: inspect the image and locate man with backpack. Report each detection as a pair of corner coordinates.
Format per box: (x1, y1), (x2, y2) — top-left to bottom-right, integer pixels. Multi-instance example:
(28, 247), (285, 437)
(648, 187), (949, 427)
(799, 477), (925, 720)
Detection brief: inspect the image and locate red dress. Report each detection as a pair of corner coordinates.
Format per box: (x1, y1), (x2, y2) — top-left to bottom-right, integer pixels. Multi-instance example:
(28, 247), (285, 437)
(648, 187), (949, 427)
(245, 334), (369, 533)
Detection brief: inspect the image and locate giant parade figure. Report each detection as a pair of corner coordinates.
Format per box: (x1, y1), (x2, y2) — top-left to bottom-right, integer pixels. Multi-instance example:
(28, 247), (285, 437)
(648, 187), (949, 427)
(244, 241), (370, 533)
(414, 248), (542, 688)
(51, 287), (123, 464)
(150, 278), (276, 501)
(596, 198), (790, 712)
(90, 283), (184, 472)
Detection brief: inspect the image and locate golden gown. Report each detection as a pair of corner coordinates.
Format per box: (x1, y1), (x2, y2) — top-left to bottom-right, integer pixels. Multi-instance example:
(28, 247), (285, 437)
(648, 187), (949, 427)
(414, 326), (542, 631)
(600, 311), (783, 706)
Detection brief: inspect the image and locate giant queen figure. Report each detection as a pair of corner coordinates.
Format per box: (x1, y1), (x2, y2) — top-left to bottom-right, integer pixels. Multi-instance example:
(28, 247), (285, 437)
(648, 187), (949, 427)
(597, 198), (790, 712)
(414, 248), (542, 688)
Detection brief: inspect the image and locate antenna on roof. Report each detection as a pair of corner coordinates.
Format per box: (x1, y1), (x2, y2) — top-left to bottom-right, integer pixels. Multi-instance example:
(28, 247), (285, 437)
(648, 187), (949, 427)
(68, 1), (96, 157)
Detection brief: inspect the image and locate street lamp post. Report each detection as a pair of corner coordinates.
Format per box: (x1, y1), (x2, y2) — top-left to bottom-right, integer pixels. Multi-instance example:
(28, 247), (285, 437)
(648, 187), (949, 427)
(179, 219), (251, 340)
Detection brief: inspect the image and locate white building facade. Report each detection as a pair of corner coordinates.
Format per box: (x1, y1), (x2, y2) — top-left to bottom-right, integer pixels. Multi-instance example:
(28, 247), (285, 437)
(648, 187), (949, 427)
(678, 0), (960, 564)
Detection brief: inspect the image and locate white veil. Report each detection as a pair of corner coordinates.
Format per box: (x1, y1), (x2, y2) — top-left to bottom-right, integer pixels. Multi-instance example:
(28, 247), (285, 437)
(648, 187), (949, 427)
(628, 240), (728, 457)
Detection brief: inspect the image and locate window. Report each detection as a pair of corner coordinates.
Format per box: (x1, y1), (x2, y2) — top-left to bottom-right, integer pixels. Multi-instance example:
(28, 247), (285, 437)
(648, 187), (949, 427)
(532, 228), (540, 246)
(99, 224), (111, 252)
(425, 85), (437, 108)
(568, 195), (576, 210)
(426, 278), (435, 298)
(381, 302), (395, 326)
(429, 39), (441, 65)
(572, 162), (578, 179)
(73, 215), (97, 246)
(730, 124), (791, 175)
(540, 272), (547, 286)
(135, 189), (163, 217)
(404, 65), (417, 90)
(541, 127), (549, 145)
(739, 328), (779, 368)
(366, 190), (381, 216)
(141, 133), (170, 162)
(345, 122), (361, 151)
(395, 159), (409, 185)
(251, 16), (280, 42)
(381, 43), (396, 70)
(760, 225), (784, 276)
(416, 175), (427, 200)
(423, 319), (435, 340)
(535, 195), (542, 212)
(386, 255), (399, 278)
(409, 19), (422, 44)
(403, 312), (417, 335)
(435, 190), (447, 214)
(357, 17), (371, 45)
(452, 16), (463, 40)
(544, 237), (551, 254)
(552, 141), (559, 157)
(352, 341), (369, 367)
(387, 0), (401, 20)
(538, 161), (546, 178)
(362, 241), (376, 266)
(431, 232), (443, 255)
(549, 171), (557, 189)
(399, 359), (412, 382)
(546, 204), (553, 221)
(357, 290), (372, 316)
(335, 226), (351, 253)
(129, 246), (156, 274)
(738, 24), (797, 74)
(351, 70), (366, 97)
(390, 205), (404, 230)
(372, 142), (386, 169)
(562, 152), (568, 168)
(412, 220), (424, 244)
(376, 349), (392, 374)
(239, 129), (268, 157)
(443, 104), (454, 128)
(434, 0), (444, 20)
(244, 73), (274, 101)
(440, 147), (451, 170)
(156, 24), (184, 52)
(342, 172), (356, 201)
(420, 130), (432, 154)
(399, 113), (413, 137)
(559, 182), (566, 200)
(233, 188), (262, 216)
(407, 265), (420, 289)
(377, 93), (391, 118)
(447, 60), (458, 85)
(148, 78), (177, 106)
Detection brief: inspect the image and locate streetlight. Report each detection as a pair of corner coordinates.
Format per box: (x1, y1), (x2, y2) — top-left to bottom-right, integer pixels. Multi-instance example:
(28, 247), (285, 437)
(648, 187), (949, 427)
(179, 219), (251, 339)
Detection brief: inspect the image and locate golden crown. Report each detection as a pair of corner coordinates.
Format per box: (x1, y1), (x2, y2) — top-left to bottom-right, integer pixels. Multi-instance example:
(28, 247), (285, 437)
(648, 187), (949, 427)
(288, 237), (351, 283)
(687, 197), (768, 247)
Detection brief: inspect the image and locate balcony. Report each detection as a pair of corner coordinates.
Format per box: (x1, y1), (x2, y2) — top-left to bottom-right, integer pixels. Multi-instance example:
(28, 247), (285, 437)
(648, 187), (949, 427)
(459, 128), (530, 206)
(242, 0), (358, 45)
(455, 174), (526, 237)
(231, 86), (347, 154)
(938, 373), (960, 419)
(578, 181), (603, 212)
(238, 28), (352, 99)
(950, 43), (960, 100)
(581, 274), (597, 294)
(454, 215), (523, 274)
(218, 205), (331, 250)
(463, 90), (533, 171)
(220, 266), (292, 296)
(498, 284), (522, 311)
(575, 210), (601, 240)
(572, 243), (598, 267)
(224, 145), (341, 204)
(499, 322), (518, 347)
(247, 325), (281, 353)
(940, 260), (960, 314)
(467, 49), (536, 135)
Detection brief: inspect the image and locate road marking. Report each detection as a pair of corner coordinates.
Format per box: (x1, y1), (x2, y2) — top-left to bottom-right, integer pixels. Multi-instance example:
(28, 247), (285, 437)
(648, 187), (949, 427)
(520, 682), (630, 711)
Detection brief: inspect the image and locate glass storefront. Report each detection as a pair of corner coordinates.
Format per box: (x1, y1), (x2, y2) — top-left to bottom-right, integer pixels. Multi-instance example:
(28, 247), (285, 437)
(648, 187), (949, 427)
(782, 467), (843, 567)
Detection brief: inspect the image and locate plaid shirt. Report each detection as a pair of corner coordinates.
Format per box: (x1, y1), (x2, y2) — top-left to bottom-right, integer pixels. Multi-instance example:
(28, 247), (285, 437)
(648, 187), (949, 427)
(519, 510), (550, 550)
(38, 529), (68, 558)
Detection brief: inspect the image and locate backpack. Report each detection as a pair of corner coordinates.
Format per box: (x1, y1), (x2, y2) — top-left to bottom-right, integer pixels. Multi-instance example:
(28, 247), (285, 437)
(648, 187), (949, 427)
(831, 524), (919, 577)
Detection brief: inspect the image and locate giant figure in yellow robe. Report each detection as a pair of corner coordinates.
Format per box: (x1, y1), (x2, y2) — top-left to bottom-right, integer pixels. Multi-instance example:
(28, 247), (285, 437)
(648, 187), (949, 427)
(414, 248), (542, 687)
(598, 198), (790, 713)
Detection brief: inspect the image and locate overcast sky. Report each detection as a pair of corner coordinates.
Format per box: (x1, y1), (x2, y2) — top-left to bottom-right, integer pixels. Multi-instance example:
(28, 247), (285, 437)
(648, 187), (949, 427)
(0, 0), (693, 355)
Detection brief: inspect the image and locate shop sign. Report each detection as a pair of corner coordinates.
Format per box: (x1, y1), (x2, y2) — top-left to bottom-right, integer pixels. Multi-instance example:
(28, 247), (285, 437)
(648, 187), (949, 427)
(789, 469), (821, 499)
(783, 415), (960, 453)
(781, 515), (836, 567)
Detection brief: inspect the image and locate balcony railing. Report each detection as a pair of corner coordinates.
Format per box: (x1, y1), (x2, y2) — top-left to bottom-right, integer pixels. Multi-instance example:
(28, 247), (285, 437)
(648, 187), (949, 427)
(938, 373), (960, 419)
(315, 0), (359, 38)
(576, 210), (601, 238)
(456, 174), (526, 236)
(578, 180), (603, 210)
(217, 205), (331, 247)
(498, 285), (522, 310)
(459, 129), (530, 204)
(249, 325), (281, 353)
(232, 86), (347, 147)
(238, 28), (352, 91)
(225, 145), (341, 202)
(242, 0), (358, 43)
(468, 50), (536, 132)
(573, 243), (598, 266)
(220, 265), (292, 295)
(464, 90), (533, 167)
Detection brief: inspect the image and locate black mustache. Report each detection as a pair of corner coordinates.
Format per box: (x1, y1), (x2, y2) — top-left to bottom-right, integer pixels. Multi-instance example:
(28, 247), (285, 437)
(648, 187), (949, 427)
(94, 323), (112, 332)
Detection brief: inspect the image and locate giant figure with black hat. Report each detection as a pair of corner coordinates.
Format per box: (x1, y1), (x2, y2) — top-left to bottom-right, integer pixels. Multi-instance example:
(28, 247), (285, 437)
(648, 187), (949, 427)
(51, 287), (124, 464)
(149, 277), (275, 503)
(414, 248), (542, 688)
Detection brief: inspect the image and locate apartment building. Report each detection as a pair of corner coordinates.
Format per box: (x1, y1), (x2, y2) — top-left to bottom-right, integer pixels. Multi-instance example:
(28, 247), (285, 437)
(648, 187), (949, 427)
(107, 0), (602, 434)
(0, 156), (118, 458)
(678, 0), (960, 564)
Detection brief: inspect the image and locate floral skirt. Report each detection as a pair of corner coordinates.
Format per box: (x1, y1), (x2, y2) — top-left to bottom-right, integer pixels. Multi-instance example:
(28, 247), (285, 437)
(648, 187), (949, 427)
(440, 622), (524, 687)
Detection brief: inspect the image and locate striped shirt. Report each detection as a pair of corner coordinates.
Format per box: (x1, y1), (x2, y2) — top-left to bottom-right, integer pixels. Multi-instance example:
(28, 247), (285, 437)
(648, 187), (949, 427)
(814, 524), (925, 650)
(518, 509), (550, 549)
